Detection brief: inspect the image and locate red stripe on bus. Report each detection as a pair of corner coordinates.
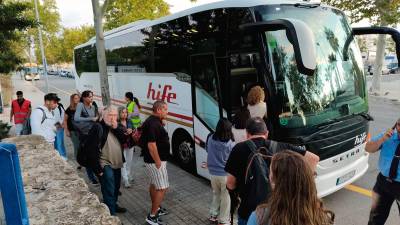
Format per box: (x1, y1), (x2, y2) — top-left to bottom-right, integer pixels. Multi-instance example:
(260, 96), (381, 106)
(141, 105), (193, 122)
(93, 94), (193, 122)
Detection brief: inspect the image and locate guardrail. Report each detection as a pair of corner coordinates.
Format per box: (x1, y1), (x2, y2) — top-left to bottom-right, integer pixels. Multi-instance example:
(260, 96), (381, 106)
(0, 143), (29, 225)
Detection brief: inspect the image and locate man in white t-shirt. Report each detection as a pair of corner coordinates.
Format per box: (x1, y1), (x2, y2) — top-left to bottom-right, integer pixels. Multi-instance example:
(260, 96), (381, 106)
(30, 93), (59, 143)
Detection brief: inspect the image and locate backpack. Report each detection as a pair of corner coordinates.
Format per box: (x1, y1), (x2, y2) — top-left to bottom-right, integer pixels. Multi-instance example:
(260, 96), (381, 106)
(243, 140), (273, 214)
(76, 123), (103, 167)
(21, 107), (48, 135)
(73, 102), (98, 136)
(57, 103), (65, 118)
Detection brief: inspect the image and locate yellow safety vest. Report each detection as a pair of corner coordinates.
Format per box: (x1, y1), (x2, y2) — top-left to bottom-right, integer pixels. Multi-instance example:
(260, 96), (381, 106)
(127, 101), (141, 128)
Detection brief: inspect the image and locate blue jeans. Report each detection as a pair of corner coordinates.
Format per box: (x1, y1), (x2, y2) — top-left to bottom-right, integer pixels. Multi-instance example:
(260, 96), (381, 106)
(100, 166), (121, 215)
(238, 216), (248, 225)
(54, 128), (67, 159)
(86, 168), (97, 183)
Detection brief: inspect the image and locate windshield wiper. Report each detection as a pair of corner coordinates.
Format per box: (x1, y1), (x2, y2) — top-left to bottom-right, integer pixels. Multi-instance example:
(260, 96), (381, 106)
(299, 118), (344, 143)
(354, 112), (374, 121)
(299, 112), (372, 143)
(293, 3), (320, 8)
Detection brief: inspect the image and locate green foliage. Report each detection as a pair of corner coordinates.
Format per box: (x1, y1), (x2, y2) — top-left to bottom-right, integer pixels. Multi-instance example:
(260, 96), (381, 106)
(322, 0), (400, 25)
(50, 26), (95, 63)
(0, 120), (11, 140)
(104, 0), (170, 30)
(0, 0), (35, 73)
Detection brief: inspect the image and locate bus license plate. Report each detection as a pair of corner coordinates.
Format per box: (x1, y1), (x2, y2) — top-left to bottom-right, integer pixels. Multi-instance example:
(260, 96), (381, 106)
(336, 170), (356, 186)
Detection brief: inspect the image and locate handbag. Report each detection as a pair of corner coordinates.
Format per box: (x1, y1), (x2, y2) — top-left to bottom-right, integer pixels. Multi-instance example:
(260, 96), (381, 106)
(132, 127), (142, 145)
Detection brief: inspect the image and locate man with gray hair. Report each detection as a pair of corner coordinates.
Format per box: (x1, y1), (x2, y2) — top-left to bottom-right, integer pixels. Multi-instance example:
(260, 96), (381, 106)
(141, 100), (170, 225)
(83, 106), (127, 215)
(366, 118), (400, 225)
(225, 117), (320, 225)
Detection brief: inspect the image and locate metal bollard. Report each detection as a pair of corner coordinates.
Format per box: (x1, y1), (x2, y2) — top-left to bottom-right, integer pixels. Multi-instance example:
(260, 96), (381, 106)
(0, 143), (29, 225)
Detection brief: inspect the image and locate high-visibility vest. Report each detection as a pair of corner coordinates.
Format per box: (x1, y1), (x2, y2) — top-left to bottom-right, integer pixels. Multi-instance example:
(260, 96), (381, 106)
(127, 101), (141, 128)
(12, 99), (31, 124)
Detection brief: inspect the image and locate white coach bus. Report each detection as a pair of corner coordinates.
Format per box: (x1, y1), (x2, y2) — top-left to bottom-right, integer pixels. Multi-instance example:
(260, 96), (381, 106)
(74, 0), (400, 197)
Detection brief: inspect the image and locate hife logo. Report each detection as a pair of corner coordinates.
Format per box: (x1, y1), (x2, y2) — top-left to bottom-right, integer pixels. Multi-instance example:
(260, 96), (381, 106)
(147, 82), (177, 104)
(354, 132), (367, 146)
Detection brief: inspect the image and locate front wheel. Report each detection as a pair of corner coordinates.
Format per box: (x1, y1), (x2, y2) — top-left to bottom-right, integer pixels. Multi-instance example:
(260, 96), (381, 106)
(173, 132), (196, 173)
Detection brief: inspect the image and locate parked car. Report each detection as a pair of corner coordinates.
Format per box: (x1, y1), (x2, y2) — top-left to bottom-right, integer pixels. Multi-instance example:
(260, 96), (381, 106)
(59, 70), (68, 77)
(66, 71), (74, 78)
(389, 66), (400, 74)
(47, 69), (59, 75)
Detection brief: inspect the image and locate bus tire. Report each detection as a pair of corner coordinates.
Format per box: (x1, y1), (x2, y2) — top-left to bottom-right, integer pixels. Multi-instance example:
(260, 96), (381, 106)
(172, 129), (195, 173)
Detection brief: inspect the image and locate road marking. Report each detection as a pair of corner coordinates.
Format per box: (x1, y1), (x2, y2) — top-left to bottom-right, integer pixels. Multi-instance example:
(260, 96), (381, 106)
(345, 184), (373, 197)
(48, 84), (73, 96)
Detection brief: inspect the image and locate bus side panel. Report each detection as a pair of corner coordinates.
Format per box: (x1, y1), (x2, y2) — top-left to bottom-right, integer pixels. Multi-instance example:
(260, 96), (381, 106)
(193, 116), (211, 179)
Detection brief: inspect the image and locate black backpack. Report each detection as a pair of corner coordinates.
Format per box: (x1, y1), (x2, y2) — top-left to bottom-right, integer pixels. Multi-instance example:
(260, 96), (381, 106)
(76, 123), (103, 167)
(243, 140), (274, 214)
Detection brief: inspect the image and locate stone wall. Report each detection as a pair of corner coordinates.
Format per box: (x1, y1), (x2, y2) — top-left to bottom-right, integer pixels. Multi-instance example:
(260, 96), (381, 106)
(3, 135), (121, 225)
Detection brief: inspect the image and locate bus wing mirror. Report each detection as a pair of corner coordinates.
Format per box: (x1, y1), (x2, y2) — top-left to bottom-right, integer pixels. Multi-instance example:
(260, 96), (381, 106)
(240, 19), (317, 76)
(344, 27), (400, 63)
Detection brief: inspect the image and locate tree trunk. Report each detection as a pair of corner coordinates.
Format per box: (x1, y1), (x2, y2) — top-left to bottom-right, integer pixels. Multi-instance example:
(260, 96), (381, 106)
(371, 33), (386, 94)
(91, 0), (111, 107)
(371, 14), (389, 95)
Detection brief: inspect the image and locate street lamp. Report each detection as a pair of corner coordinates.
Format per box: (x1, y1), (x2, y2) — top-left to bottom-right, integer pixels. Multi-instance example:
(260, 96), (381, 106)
(33, 0), (49, 93)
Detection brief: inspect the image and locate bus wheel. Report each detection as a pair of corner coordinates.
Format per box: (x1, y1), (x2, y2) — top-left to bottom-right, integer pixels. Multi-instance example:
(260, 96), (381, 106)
(172, 131), (195, 172)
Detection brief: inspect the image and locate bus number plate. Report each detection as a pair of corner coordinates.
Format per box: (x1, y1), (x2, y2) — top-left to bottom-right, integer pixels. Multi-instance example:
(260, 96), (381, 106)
(336, 170), (356, 186)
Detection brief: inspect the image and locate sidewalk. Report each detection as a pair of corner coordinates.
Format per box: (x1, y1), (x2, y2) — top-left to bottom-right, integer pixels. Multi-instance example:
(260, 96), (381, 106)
(367, 74), (400, 102)
(1, 74), (214, 225)
(0, 75), (45, 135)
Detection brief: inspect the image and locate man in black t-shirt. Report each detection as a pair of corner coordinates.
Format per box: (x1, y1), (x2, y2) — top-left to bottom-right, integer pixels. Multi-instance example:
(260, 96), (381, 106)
(225, 117), (320, 225)
(141, 100), (170, 225)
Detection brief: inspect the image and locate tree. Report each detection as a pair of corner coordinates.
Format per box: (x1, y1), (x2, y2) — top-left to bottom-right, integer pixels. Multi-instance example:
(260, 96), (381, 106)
(91, 0), (196, 106)
(11, 0), (61, 65)
(91, 0), (114, 106)
(322, 0), (400, 94)
(0, 0), (35, 73)
(48, 26), (95, 63)
(104, 0), (169, 30)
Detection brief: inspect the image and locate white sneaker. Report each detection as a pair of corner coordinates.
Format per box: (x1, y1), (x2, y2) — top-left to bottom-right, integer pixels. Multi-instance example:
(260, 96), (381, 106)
(124, 181), (131, 188)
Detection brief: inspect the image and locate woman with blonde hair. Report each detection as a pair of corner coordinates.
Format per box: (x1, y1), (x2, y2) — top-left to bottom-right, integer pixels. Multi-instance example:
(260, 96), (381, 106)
(117, 106), (134, 188)
(247, 151), (334, 225)
(64, 93), (80, 163)
(246, 86), (267, 119)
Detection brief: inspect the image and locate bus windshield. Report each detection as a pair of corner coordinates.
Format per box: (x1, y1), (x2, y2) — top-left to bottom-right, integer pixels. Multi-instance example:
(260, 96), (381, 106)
(256, 5), (367, 128)
(25, 67), (38, 74)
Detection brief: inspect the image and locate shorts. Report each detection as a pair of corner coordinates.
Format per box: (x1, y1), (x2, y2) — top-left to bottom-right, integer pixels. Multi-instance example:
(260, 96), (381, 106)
(145, 161), (169, 190)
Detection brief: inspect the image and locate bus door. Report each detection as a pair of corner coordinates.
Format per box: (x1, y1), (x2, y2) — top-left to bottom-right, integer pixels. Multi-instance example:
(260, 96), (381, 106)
(228, 52), (262, 112)
(190, 53), (223, 178)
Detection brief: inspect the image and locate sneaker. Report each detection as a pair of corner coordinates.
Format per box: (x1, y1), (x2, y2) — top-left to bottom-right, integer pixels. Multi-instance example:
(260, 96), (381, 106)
(116, 205), (127, 213)
(146, 214), (164, 225)
(209, 215), (218, 223)
(124, 180), (131, 188)
(156, 206), (168, 216)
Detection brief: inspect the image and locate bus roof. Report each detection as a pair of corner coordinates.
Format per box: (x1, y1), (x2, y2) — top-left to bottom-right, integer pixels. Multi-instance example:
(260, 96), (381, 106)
(76, 0), (320, 49)
(23, 62), (38, 67)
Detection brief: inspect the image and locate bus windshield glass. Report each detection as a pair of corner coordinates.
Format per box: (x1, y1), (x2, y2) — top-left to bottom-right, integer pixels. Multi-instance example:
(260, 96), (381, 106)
(256, 5), (367, 128)
(25, 67), (38, 74)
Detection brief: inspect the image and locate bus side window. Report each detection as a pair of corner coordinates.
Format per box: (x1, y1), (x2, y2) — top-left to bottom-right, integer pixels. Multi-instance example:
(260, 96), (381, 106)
(191, 54), (220, 129)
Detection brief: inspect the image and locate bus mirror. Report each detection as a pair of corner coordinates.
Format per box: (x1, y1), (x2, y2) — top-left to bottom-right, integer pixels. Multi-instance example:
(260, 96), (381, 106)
(240, 19), (317, 76)
(344, 27), (400, 63)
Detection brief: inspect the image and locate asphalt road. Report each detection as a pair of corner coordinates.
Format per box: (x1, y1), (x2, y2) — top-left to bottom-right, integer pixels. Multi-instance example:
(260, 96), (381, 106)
(29, 74), (400, 225)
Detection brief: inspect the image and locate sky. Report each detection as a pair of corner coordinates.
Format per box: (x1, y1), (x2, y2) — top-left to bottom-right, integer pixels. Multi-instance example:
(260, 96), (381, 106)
(56, 0), (400, 29)
(56, 0), (220, 28)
